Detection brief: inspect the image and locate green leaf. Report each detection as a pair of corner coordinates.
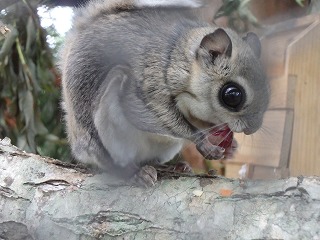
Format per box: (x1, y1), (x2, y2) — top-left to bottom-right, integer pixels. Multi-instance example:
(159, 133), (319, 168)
(34, 113), (48, 135)
(17, 134), (28, 151)
(239, 6), (258, 25)
(295, 0), (304, 7)
(1, 1), (70, 159)
(214, 0), (241, 19)
(40, 95), (55, 121)
(27, 59), (41, 92)
(8, 62), (18, 93)
(46, 134), (59, 141)
(19, 89), (35, 131)
(25, 16), (36, 56)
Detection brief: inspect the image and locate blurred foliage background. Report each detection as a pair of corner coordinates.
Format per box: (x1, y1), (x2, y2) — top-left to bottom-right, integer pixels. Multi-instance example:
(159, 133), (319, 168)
(0, 0), (70, 160)
(0, 0), (315, 163)
(214, 0), (312, 32)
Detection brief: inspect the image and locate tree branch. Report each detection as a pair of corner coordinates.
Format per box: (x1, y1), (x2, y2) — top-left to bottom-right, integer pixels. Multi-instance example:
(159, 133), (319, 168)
(0, 137), (319, 239)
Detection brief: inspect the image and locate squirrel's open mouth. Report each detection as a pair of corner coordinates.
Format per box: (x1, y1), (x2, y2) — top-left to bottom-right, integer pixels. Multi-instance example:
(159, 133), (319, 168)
(185, 110), (216, 130)
(182, 110), (236, 160)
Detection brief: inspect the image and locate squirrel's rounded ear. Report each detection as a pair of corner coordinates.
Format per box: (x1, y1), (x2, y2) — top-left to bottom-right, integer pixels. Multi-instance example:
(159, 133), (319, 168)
(200, 28), (232, 62)
(243, 32), (261, 58)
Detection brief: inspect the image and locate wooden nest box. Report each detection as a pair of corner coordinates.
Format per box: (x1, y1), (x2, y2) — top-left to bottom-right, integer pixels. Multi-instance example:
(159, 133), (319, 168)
(226, 14), (320, 179)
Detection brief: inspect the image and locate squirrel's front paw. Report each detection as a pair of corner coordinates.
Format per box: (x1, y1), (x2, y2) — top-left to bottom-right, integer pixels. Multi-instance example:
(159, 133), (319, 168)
(196, 124), (237, 160)
(161, 161), (194, 174)
(196, 138), (238, 160)
(196, 140), (225, 160)
(133, 165), (157, 188)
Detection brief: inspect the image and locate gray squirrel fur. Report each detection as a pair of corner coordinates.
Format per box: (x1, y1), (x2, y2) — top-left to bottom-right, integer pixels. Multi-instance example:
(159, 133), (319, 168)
(60, 0), (269, 183)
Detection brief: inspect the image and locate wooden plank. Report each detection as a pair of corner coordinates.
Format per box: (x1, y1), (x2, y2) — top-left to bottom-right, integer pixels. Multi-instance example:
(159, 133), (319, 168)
(249, 165), (290, 180)
(261, 29), (300, 79)
(224, 162), (247, 179)
(231, 110), (293, 168)
(224, 163), (291, 180)
(288, 20), (320, 176)
(261, 24), (311, 109)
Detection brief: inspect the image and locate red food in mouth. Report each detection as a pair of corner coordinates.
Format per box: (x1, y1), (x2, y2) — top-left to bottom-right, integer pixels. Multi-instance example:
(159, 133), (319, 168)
(208, 124), (233, 149)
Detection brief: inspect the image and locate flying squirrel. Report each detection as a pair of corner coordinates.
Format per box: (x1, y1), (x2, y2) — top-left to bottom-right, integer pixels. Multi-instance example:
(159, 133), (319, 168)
(60, 0), (270, 186)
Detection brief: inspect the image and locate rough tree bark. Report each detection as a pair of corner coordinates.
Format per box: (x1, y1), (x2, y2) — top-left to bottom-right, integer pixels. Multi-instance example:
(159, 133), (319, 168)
(0, 137), (319, 240)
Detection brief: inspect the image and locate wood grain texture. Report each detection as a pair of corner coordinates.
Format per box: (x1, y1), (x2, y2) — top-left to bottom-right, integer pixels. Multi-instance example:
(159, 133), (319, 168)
(224, 162), (245, 179)
(288, 17), (320, 176)
(228, 15), (320, 178)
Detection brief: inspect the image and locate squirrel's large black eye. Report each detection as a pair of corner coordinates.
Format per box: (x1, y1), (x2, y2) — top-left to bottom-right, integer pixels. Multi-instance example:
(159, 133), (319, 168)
(219, 83), (245, 111)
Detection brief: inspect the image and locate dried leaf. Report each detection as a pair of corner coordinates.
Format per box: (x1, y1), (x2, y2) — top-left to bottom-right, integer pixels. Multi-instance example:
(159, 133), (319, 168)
(0, 20), (11, 37)
(219, 189), (233, 197)
(0, 27), (18, 61)
(193, 190), (204, 197)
